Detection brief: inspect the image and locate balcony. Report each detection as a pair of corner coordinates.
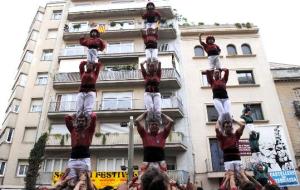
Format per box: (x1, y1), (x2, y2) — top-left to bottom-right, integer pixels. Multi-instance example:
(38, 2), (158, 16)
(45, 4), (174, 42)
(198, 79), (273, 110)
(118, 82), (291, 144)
(53, 68), (181, 89)
(37, 170), (188, 186)
(48, 96), (183, 119)
(67, 1), (174, 20)
(46, 132), (186, 151)
(58, 47), (176, 61)
(63, 24), (176, 40)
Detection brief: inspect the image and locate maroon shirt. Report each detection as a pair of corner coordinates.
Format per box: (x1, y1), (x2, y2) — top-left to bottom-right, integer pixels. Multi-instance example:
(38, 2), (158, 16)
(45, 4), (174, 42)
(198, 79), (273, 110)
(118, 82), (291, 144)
(142, 10), (161, 23)
(137, 127), (171, 148)
(200, 42), (221, 56)
(141, 63), (161, 93)
(206, 69), (229, 99)
(79, 37), (106, 50)
(142, 33), (158, 49)
(79, 61), (101, 92)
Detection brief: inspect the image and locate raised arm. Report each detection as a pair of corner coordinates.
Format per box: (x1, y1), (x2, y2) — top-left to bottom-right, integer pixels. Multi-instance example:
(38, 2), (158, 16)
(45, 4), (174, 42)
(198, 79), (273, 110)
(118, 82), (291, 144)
(64, 114), (75, 133)
(97, 39), (106, 51)
(155, 11), (161, 21)
(134, 112), (147, 137)
(162, 113), (174, 138)
(79, 61), (87, 77)
(140, 61), (147, 78)
(233, 119), (245, 138)
(79, 36), (88, 47)
(199, 33), (206, 47)
(222, 68), (229, 83)
(206, 70), (214, 85)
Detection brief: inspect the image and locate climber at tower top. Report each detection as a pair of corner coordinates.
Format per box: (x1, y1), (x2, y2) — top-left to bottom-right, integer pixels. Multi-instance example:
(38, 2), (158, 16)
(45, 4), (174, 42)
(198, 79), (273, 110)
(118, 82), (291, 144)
(80, 29), (106, 65)
(199, 33), (221, 70)
(142, 1), (161, 29)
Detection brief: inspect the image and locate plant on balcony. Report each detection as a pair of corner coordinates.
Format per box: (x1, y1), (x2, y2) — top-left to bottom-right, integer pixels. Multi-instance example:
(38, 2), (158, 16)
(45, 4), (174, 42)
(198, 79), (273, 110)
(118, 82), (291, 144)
(54, 134), (62, 139)
(60, 135), (65, 146)
(95, 132), (102, 137)
(214, 23), (220, 26)
(65, 134), (69, 142)
(73, 24), (81, 29)
(235, 23), (242, 28)
(198, 22), (204, 26)
(110, 22), (116, 27)
(102, 134), (107, 145)
(246, 22), (252, 28)
(168, 131), (173, 142)
(25, 133), (48, 190)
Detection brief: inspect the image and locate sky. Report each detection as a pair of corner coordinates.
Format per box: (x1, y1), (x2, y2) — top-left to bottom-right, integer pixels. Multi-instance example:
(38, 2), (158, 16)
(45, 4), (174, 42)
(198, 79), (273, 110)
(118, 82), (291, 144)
(0, 0), (299, 124)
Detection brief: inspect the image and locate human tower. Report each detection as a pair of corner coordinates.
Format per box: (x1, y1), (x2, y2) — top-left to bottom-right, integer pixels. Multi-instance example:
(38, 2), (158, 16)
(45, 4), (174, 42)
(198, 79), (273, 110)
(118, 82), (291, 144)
(39, 1), (278, 190)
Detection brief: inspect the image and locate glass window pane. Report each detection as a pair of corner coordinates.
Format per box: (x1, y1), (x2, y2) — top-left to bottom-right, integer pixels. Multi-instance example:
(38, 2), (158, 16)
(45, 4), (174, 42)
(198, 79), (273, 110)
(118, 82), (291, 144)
(227, 45), (237, 55)
(207, 106), (218, 122)
(0, 162), (6, 175)
(24, 51), (33, 63)
(241, 44), (252, 55)
(202, 73), (209, 86)
(107, 159), (114, 171)
(237, 71), (254, 84)
(194, 46), (204, 56)
(53, 159), (61, 171)
(44, 159), (53, 172)
(62, 159), (68, 171)
(115, 159), (122, 171)
(97, 159), (106, 171)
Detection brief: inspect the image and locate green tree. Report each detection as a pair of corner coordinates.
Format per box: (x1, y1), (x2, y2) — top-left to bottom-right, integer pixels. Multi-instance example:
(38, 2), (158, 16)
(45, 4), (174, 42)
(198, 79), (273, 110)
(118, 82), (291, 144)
(25, 133), (48, 190)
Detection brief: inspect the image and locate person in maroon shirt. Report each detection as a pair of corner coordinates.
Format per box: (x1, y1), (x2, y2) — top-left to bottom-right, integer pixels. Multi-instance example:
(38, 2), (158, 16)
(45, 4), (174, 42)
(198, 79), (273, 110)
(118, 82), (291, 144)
(80, 29), (106, 64)
(141, 61), (162, 122)
(142, 1), (161, 29)
(141, 27), (159, 63)
(64, 112), (96, 186)
(199, 33), (221, 70)
(206, 68), (231, 121)
(216, 113), (251, 190)
(76, 61), (103, 118)
(135, 112), (174, 174)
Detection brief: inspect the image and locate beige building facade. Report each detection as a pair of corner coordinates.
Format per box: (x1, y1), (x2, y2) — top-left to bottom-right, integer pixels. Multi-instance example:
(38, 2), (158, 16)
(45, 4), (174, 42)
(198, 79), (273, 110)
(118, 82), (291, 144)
(0, 0), (298, 189)
(271, 62), (300, 168)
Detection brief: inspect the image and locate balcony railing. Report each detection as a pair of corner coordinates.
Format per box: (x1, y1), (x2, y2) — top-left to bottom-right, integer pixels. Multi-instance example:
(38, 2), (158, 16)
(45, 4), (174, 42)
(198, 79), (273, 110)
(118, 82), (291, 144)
(46, 131), (185, 147)
(37, 170), (188, 186)
(54, 68), (180, 84)
(48, 96), (183, 113)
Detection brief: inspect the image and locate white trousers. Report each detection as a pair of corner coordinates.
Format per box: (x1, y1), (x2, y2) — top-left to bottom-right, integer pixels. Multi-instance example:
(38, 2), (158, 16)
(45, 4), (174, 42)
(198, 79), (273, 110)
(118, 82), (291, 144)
(67, 158), (91, 178)
(208, 55), (221, 70)
(144, 92), (161, 114)
(145, 22), (158, 29)
(145, 48), (158, 62)
(224, 160), (243, 171)
(213, 98), (231, 120)
(76, 92), (96, 116)
(87, 49), (98, 64)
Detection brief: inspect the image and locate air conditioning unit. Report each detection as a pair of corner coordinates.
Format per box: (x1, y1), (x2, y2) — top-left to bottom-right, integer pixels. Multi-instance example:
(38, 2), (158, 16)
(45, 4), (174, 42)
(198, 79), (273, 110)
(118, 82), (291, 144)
(293, 101), (300, 117)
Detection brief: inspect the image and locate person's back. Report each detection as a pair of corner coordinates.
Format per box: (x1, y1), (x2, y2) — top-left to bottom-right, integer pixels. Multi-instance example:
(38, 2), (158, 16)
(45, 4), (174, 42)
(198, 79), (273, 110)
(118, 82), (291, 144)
(240, 182), (256, 190)
(141, 168), (169, 190)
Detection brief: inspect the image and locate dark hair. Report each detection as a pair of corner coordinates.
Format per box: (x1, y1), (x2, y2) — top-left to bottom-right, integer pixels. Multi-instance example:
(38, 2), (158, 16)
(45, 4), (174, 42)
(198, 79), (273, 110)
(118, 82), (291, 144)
(263, 184), (281, 190)
(240, 182), (256, 190)
(141, 168), (169, 190)
(220, 113), (232, 127)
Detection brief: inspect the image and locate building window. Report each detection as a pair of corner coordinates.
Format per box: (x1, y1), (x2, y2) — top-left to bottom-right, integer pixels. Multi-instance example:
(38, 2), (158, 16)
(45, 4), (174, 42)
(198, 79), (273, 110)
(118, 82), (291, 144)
(159, 43), (169, 52)
(101, 123), (129, 134)
(17, 161), (29, 177)
(47, 29), (58, 39)
(6, 128), (14, 143)
(97, 158), (128, 171)
(30, 99), (43, 112)
(51, 10), (62, 20)
(244, 104), (264, 120)
(53, 93), (77, 112)
(241, 44), (252, 55)
(36, 12), (43, 21)
(227, 44), (237, 56)
(102, 92), (132, 110)
(23, 50), (33, 63)
(207, 105), (218, 122)
(23, 127), (37, 143)
(194, 46), (205, 57)
(43, 159), (68, 172)
(237, 71), (255, 84)
(64, 44), (85, 56)
(41, 49), (53, 61)
(19, 74), (28, 87)
(293, 88), (300, 99)
(50, 124), (69, 135)
(0, 161), (6, 176)
(107, 42), (134, 54)
(6, 102), (20, 114)
(209, 139), (224, 172)
(30, 30), (39, 41)
(36, 73), (48, 85)
(201, 72), (209, 86)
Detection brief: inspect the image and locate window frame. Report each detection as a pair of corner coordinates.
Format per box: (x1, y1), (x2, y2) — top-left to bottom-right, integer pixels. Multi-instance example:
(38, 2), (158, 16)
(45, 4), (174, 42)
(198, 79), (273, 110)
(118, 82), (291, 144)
(194, 45), (205, 57)
(97, 157), (128, 171)
(241, 43), (252, 55)
(41, 49), (53, 61)
(23, 50), (33, 63)
(106, 41), (134, 54)
(226, 44), (237, 56)
(243, 103), (264, 121)
(51, 10), (62, 20)
(46, 29), (58, 39)
(102, 92), (133, 110)
(236, 70), (255, 85)
(36, 73), (48, 85)
(0, 161), (6, 176)
(16, 161), (29, 177)
(43, 158), (68, 172)
(30, 98), (43, 113)
(6, 128), (15, 143)
(206, 105), (219, 122)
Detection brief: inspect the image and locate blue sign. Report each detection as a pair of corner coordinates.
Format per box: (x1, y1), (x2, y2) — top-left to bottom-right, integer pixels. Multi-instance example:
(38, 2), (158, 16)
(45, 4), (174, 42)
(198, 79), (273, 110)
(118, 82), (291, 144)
(270, 170), (299, 187)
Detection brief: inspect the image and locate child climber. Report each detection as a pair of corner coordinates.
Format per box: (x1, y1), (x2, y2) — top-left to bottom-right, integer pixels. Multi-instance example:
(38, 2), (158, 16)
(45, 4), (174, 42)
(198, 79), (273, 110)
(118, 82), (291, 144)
(199, 33), (221, 70)
(142, 1), (161, 29)
(141, 27), (159, 63)
(80, 29), (106, 64)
